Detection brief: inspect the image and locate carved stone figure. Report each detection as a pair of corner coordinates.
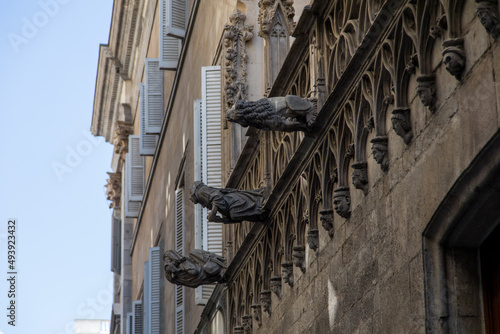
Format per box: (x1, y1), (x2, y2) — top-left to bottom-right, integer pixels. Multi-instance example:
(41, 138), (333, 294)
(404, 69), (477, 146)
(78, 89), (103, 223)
(351, 162), (368, 195)
(476, 1), (500, 39)
(251, 304), (262, 327)
(105, 172), (122, 208)
(391, 108), (413, 145)
(281, 261), (294, 286)
(442, 39), (466, 79)
(260, 291), (271, 315)
(416, 75), (437, 112)
(320, 209), (335, 238)
(190, 181), (267, 223)
(242, 315), (252, 334)
(292, 245), (306, 273)
(307, 228), (319, 252)
(226, 95), (318, 132)
(270, 276), (282, 297)
(163, 249), (227, 288)
(333, 187), (351, 219)
(370, 136), (389, 171)
(112, 121), (133, 161)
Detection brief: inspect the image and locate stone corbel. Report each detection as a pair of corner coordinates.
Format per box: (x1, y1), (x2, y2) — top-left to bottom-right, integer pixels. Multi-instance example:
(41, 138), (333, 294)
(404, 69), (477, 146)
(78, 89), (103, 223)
(260, 291), (272, 315)
(320, 209), (335, 238)
(333, 187), (351, 219)
(370, 136), (389, 171)
(351, 162), (368, 195)
(475, 0), (500, 39)
(234, 326), (244, 334)
(391, 108), (413, 145)
(442, 38), (466, 80)
(242, 315), (253, 334)
(251, 304), (262, 326)
(105, 172), (122, 209)
(281, 261), (294, 287)
(307, 228), (319, 252)
(270, 276), (282, 297)
(112, 121), (133, 162)
(292, 245), (306, 273)
(416, 75), (437, 113)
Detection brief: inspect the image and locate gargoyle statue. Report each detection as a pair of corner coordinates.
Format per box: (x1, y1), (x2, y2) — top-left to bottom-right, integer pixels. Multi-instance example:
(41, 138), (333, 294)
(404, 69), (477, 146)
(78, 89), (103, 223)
(164, 249), (227, 288)
(226, 95), (317, 132)
(190, 181), (267, 223)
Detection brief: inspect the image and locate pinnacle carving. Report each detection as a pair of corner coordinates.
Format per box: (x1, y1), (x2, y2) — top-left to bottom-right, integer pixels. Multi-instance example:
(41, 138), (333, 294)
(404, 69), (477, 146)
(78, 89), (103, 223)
(258, 0), (295, 37)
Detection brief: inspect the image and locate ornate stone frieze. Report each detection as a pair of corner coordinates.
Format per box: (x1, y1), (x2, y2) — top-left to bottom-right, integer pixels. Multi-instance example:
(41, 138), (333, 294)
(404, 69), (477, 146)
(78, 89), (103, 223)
(442, 38), (466, 80)
(163, 249), (227, 288)
(105, 172), (122, 208)
(260, 291), (272, 315)
(333, 187), (351, 219)
(258, 0), (295, 37)
(189, 181), (267, 223)
(292, 245), (306, 273)
(281, 261), (294, 287)
(307, 228), (319, 252)
(251, 304), (262, 326)
(270, 276), (282, 297)
(227, 95), (317, 132)
(370, 136), (389, 171)
(112, 121), (133, 161)
(320, 209), (335, 238)
(476, 0), (500, 39)
(391, 108), (413, 145)
(416, 75), (437, 112)
(351, 162), (368, 195)
(223, 10), (254, 111)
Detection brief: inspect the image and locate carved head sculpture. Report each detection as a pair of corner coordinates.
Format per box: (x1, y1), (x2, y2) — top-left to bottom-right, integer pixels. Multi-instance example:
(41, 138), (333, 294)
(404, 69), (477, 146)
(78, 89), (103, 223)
(391, 108), (413, 145)
(333, 187), (351, 219)
(189, 181), (209, 206)
(319, 209), (335, 238)
(370, 136), (389, 171)
(351, 162), (368, 191)
(442, 44), (466, 78)
(416, 75), (436, 109)
(476, 1), (500, 34)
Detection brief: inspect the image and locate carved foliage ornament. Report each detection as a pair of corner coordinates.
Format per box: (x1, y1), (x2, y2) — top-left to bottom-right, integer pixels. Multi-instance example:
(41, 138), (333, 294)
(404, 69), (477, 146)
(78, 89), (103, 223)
(105, 172), (122, 208)
(112, 121), (133, 161)
(223, 10), (254, 110)
(258, 0), (295, 37)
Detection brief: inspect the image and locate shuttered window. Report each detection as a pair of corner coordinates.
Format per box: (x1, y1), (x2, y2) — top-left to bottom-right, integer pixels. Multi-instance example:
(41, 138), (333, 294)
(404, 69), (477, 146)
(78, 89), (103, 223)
(174, 188), (185, 334)
(126, 312), (133, 334)
(125, 135), (145, 217)
(159, 0), (186, 70)
(111, 216), (121, 273)
(194, 66), (223, 305)
(149, 247), (162, 334)
(143, 261), (150, 334)
(144, 59), (164, 134)
(140, 83), (159, 155)
(132, 301), (143, 334)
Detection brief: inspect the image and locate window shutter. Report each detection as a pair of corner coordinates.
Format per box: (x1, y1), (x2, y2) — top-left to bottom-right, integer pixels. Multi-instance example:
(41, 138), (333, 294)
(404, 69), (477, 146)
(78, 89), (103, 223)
(125, 135), (144, 217)
(193, 98), (203, 251)
(111, 216), (121, 273)
(145, 59), (164, 134)
(126, 312), (133, 334)
(143, 261), (150, 334)
(149, 247), (162, 334)
(163, 0), (188, 39)
(140, 82), (159, 155)
(174, 189), (185, 334)
(160, 1), (183, 70)
(196, 66), (223, 304)
(132, 301), (143, 334)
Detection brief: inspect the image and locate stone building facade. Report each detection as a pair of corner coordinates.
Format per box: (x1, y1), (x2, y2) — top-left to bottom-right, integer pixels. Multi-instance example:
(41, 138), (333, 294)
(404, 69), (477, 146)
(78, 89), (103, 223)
(92, 0), (500, 333)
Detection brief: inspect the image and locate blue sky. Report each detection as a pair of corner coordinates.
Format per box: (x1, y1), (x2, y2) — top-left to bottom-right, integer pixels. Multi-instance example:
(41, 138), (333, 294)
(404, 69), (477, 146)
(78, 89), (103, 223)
(0, 1), (115, 333)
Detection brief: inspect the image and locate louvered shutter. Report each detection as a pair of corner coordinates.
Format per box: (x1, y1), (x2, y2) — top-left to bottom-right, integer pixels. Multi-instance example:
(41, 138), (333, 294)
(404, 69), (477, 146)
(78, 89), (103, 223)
(125, 135), (145, 217)
(111, 216), (121, 273)
(126, 312), (133, 334)
(196, 66), (223, 304)
(162, 0), (188, 39)
(132, 301), (143, 334)
(149, 247), (162, 334)
(145, 59), (164, 134)
(140, 83), (159, 155)
(143, 261), (150, 334)
(174, 189), (185, 334)
(159, 1), (183, 70)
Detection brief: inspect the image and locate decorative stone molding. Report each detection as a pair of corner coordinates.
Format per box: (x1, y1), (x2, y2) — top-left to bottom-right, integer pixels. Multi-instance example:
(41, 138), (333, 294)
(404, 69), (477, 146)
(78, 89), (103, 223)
(112, 121), (133, 161)
(333, 187), (351, 219)
(223, 10), (254, 111)
(370, 136), (389, 171)
(442, 38), (466, 80)
(260, 291), (271, 315)
(258, 0), (295, 37)
(475, 0), (500, 39)
(105, 172), (122, 209)
(307, 228), (319, 252)
(242, 315), (252, 334)
(351, 162), (368, 195)
(251, 304), (262, 327)
(391, 108), (413, 145)
(416, 75), (437, 113)
(292, 245), (306, 273)
(270, 276), (282, 297)
(281, 261), (294, 287)
(320, 209), (335, 238)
